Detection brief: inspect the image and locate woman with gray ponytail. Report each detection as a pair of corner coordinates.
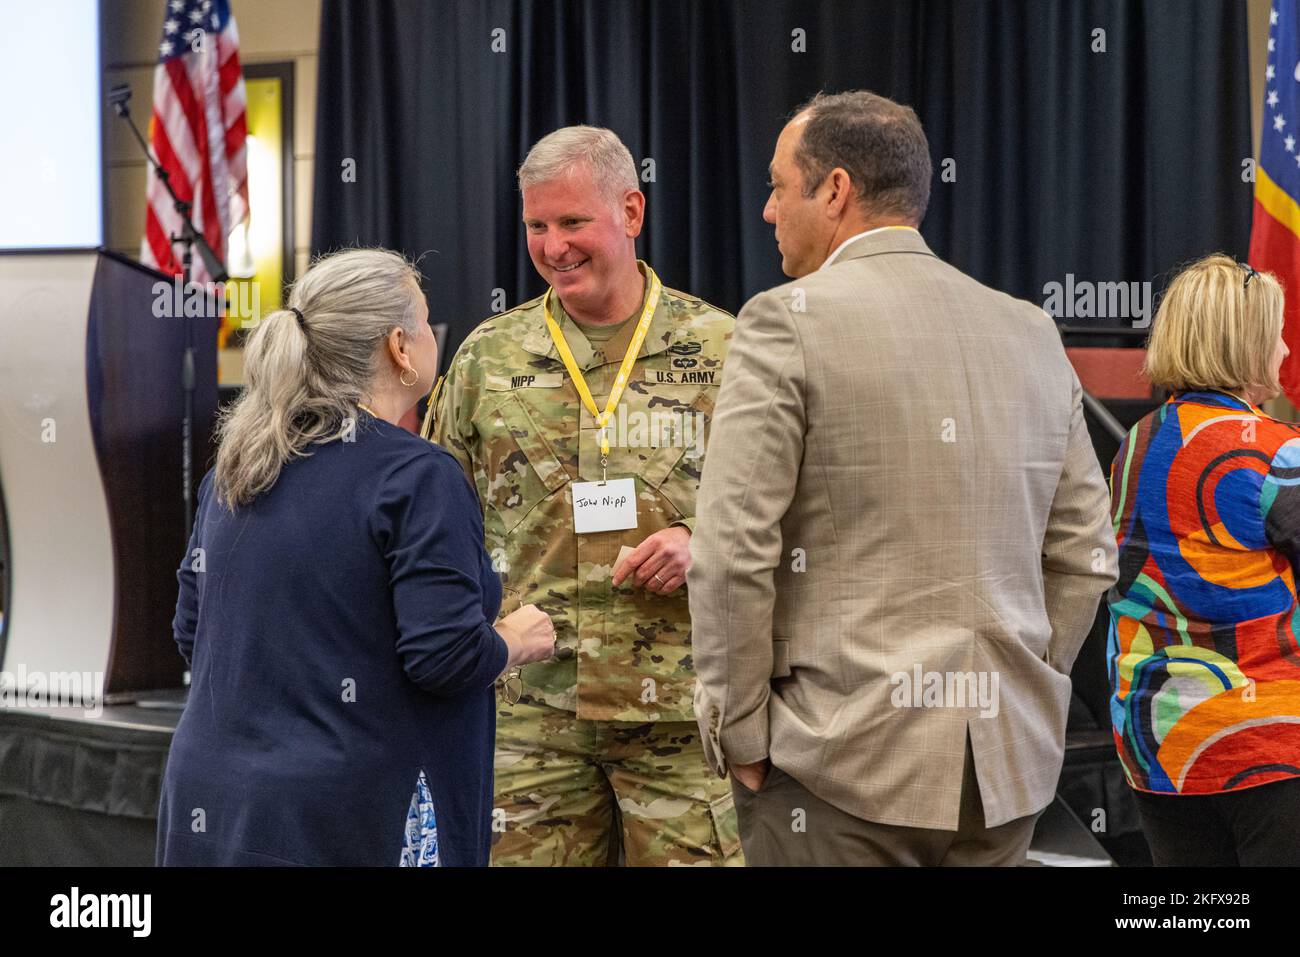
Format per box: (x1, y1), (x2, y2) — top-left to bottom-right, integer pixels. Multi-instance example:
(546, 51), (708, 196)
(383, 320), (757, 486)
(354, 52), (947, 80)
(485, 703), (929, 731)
(156, 248), (555, 867)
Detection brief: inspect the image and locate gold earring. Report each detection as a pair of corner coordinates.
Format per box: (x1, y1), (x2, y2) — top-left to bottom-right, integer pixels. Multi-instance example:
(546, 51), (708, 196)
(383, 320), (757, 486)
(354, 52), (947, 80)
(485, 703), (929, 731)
(400, 367), (419, 388)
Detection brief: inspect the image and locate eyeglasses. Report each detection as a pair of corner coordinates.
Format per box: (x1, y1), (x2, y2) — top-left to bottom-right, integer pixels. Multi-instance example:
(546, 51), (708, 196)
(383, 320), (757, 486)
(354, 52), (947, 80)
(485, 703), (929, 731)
(1240, 262), (1260, 289)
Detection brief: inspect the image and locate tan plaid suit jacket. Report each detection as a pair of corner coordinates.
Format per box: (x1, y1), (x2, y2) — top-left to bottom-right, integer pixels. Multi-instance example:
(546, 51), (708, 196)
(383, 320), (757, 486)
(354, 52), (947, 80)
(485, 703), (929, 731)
(687, 229), (1118, 830)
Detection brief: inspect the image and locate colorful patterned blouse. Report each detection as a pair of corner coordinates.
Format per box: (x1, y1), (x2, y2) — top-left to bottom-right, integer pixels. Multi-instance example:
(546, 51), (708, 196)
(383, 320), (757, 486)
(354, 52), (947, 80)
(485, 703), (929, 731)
(1108, 390), (1300, 794)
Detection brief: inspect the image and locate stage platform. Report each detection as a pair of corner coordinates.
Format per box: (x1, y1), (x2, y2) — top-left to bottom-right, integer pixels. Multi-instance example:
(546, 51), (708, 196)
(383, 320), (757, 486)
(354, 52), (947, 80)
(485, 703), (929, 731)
(0, 692), (182, 866)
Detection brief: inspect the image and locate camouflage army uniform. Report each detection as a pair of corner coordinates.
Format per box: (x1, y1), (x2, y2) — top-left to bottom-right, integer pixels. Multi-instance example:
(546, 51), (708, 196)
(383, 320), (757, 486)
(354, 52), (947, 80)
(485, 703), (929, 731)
(429, 261), (742, 866)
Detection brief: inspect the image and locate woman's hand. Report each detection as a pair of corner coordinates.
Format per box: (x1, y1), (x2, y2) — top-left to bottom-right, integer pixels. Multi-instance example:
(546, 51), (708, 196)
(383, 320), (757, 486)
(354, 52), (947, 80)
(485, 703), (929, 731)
(495, 604), (555, 669)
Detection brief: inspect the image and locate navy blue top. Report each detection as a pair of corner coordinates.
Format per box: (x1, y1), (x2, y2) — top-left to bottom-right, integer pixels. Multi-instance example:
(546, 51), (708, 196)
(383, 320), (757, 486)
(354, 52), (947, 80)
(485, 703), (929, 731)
(157, 412), (506, 866)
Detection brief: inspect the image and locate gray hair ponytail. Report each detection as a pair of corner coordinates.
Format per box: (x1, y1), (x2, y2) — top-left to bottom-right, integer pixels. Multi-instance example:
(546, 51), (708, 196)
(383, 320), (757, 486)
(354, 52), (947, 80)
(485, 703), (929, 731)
(213, 247), (423, 508)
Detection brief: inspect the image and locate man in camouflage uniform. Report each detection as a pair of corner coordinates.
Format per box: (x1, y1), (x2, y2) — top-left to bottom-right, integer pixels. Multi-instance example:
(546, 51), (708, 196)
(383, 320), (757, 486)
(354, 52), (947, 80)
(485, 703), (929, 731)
(427, 126), (741, 865)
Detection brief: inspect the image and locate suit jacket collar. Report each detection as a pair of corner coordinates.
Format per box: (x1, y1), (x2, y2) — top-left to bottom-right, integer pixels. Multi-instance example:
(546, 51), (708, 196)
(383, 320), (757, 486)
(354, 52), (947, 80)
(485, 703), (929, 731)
(822, 227), (936, 269)
(520, 260), (675, 369)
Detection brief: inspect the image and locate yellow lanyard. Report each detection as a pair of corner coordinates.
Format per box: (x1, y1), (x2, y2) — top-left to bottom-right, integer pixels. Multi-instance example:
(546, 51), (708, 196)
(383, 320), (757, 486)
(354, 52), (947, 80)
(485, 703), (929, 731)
(543, 267), (662, 468)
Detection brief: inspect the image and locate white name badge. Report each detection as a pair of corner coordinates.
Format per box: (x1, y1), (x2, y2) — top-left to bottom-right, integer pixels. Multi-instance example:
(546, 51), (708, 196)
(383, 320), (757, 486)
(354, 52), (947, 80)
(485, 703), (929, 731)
(572, 478), (638, 534)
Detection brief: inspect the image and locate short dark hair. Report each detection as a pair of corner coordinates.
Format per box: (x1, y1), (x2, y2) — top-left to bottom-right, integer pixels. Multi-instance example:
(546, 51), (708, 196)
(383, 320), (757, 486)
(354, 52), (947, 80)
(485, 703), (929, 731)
(791, 90), (932, 223)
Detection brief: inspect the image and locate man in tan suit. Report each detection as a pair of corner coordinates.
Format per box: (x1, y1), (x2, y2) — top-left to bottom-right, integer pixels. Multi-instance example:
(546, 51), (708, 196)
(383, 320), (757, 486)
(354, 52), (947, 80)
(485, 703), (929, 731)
(687, 91), (1119, 865)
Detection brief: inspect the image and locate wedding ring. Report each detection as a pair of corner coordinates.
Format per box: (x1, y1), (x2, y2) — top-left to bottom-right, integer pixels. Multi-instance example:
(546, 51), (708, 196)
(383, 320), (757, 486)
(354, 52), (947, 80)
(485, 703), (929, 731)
(653, 574), (667, 585)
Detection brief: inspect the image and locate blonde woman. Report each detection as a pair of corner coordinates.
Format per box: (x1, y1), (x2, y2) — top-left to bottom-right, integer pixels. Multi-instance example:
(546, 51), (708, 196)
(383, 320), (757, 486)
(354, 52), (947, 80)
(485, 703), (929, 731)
(156, 248), (554, 867)
(1108, 253), (1300, 865)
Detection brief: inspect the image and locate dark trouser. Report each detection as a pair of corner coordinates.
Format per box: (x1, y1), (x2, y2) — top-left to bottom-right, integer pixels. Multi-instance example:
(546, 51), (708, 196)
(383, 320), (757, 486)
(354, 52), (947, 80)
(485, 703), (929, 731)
(1133, 777), (1300, 866)
(732, 737), (1040, 866)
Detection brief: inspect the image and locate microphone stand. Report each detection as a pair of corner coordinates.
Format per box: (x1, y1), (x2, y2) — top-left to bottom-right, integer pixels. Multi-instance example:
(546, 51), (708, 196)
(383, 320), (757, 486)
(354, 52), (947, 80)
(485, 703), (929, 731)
(109, 85), (227, 542)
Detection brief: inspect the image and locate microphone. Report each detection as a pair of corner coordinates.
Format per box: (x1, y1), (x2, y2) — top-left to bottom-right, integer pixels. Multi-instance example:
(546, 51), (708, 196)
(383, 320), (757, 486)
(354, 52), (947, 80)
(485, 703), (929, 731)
(108, 83), (132, 116)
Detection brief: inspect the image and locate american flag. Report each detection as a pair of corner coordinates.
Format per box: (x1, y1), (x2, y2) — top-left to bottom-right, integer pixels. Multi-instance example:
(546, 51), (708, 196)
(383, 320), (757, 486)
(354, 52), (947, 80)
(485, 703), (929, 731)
(140, 0), (248, 285)
(1250, 1), (1300, 404)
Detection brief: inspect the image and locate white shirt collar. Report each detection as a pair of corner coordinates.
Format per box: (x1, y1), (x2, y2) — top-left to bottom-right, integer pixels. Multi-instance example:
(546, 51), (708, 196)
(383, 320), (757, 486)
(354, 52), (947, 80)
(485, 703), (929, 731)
(819, 225), (920, 271)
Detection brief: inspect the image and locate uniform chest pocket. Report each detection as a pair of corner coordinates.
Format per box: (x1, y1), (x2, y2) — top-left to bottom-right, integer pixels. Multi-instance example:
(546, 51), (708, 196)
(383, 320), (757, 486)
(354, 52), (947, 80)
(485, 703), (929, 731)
(631, 383), (718, 489)
(479, 394), (570, 533)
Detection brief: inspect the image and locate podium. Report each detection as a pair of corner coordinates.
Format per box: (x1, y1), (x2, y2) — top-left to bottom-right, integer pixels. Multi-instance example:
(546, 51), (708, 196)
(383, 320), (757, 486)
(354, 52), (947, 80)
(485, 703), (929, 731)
(0, 249), (219, 699)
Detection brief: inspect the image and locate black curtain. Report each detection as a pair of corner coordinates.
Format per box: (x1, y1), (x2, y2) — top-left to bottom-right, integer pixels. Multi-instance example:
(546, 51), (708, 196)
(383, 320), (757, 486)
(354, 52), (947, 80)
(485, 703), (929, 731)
(311, 0), (1253, 361)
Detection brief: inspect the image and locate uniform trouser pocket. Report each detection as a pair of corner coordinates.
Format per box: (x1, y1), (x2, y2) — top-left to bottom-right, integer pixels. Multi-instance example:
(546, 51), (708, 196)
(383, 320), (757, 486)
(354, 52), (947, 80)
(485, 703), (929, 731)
(707, 790), (744, 864)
